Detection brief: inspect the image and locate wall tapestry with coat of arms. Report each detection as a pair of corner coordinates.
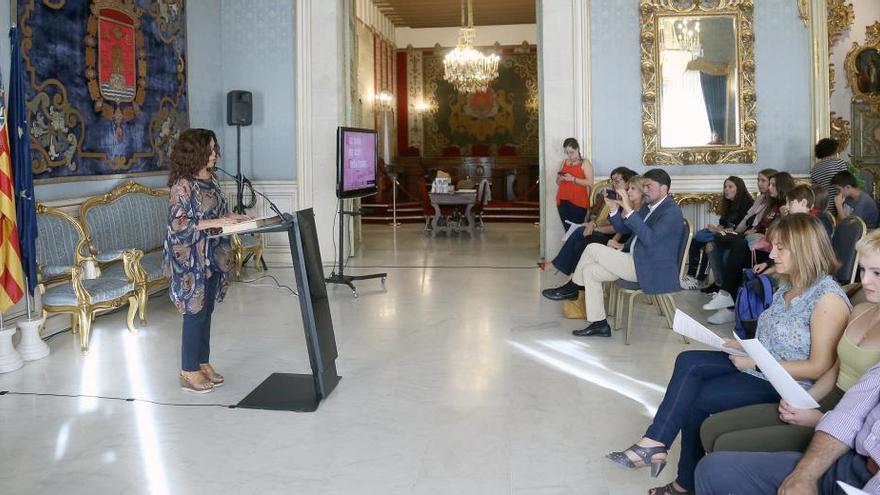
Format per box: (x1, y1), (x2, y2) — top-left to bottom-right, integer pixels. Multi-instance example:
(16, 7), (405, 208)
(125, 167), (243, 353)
(420, 43), (538, 157)
(20, 0), (187, 182)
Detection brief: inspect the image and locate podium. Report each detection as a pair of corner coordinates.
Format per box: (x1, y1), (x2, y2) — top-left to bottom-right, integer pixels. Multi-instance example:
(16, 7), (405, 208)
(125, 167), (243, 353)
(221, 209), (341, 412)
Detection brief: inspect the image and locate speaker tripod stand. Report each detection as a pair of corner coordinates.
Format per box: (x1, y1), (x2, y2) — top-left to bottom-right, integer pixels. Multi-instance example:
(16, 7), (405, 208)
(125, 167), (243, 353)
(325, 203), (385, 298)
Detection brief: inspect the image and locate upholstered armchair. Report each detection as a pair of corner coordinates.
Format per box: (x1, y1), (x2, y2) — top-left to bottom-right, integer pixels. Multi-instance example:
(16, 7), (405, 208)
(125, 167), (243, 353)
(79, 181), (168, 324)
(36, 204), (140, 355)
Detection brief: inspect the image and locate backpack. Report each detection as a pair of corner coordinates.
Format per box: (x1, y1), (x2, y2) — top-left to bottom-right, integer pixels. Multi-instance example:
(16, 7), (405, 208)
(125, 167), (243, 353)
(734, 269), (774, 339)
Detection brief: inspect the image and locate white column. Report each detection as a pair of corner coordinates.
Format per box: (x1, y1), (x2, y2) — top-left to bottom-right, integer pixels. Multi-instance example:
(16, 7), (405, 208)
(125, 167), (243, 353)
(296, 0), (347, 260)
(808, 0), (831, 157)
(538, 0), (591, 259)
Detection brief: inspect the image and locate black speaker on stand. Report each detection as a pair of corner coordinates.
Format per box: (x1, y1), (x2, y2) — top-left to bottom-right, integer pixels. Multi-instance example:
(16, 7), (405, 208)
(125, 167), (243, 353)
(227, 90), (253, 214)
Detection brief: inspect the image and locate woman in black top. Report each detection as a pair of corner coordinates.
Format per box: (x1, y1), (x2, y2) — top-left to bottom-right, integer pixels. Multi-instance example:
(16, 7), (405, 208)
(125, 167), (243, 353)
(683, 176), (753, 288)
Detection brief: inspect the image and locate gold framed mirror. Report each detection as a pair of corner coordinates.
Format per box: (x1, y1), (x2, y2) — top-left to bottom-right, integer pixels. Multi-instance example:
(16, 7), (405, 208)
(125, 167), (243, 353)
(640, 0), (756, 165)
(844, 22), (880, 115)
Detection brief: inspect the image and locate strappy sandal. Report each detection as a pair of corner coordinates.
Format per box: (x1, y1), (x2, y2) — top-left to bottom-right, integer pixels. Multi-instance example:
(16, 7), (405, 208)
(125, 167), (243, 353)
(606, 443), (668, 477)
(199, 363), (224, 386)
(648, 482), (691, 495)
(180, 370), (214, 393)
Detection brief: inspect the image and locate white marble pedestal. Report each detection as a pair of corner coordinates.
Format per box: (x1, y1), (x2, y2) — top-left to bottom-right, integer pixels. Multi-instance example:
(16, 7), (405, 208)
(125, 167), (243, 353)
(0, 328), (23, 373)
(16, 319), (49, 361)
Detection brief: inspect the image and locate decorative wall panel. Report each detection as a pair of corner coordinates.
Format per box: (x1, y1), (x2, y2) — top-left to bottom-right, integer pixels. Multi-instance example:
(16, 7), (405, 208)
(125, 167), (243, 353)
(22, 0), (188, 182)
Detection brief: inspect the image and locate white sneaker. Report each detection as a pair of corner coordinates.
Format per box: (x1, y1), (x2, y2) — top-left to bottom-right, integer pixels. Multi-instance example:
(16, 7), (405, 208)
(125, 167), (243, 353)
(702, 291), (735, 310)
(708, 308), (736, 325)
(680, 275), (703, 290)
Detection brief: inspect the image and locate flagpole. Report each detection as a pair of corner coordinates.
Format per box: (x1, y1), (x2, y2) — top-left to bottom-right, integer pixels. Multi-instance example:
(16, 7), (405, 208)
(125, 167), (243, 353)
(10, 0), (15, 28)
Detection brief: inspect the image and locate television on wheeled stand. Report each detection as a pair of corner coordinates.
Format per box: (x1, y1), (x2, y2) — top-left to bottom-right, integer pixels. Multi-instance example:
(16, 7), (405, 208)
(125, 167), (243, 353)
(325, 126), (386, 297)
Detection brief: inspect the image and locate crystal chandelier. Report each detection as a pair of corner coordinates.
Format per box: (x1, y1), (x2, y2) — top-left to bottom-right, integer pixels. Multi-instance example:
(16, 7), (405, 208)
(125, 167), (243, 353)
(443, 0), (500, 94)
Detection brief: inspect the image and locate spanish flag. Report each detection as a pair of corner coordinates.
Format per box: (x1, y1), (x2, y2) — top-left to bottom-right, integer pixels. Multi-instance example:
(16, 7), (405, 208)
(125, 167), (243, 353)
(0, 79), (24, 312)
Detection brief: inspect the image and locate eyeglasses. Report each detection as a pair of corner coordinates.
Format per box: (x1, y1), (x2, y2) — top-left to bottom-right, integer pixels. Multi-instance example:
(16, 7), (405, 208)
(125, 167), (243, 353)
(211, 143), (222, 158)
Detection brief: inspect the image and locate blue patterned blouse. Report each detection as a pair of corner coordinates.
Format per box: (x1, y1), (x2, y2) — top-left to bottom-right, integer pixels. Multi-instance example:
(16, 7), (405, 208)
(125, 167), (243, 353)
(163, 177), (233, 315)
(745, 274), (851, 387)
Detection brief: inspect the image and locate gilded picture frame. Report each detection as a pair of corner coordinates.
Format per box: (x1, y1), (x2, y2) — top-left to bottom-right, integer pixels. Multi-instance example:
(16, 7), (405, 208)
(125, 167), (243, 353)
(844, 22), (880, 115)
(640, 0), (757, 165)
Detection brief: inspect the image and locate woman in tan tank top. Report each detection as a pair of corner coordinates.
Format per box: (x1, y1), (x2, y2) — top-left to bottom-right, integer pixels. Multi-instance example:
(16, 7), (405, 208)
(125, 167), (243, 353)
(700, 229), (880, 454)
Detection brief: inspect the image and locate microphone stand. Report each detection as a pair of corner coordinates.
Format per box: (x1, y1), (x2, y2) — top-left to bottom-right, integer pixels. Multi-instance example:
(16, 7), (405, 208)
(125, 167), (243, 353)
(213, 165), (287, 271)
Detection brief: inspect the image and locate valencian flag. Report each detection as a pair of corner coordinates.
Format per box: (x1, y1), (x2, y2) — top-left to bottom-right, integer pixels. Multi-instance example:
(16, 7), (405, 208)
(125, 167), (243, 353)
(0, 47), (25, 312)
(9, 25), (35, 298)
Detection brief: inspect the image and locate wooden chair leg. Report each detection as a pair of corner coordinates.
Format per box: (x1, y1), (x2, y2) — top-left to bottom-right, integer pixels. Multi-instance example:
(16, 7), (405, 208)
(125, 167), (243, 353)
(660, 295), (675, 329)
(138, 286), (148, 324)
(126, 296), (139, 335)
(614, 289), (625, 331)
(70, 313), (79, 335)
(607, 283), (618, 317)
(78, 310), (92, 355)
(234, 249), (244, 280)
(625, 291), (639, 345)
(653, 295), (664, 315)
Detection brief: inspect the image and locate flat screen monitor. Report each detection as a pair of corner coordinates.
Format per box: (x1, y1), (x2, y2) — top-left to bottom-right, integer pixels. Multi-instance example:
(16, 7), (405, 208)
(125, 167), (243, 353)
(336, 126), (378, 199)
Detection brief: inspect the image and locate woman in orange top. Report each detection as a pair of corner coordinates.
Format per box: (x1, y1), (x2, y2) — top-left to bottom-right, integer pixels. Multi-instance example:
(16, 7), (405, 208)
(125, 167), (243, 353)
(556, 138), (593, 228)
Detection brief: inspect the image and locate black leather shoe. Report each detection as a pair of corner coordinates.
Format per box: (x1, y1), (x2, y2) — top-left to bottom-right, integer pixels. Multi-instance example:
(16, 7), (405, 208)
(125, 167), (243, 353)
(573, 320), (611, 337)
(542, 287), (579, 301)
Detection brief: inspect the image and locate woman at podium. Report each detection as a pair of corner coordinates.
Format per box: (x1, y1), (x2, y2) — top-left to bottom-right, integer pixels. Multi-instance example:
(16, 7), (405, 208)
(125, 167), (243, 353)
(164, 129), (250, 393)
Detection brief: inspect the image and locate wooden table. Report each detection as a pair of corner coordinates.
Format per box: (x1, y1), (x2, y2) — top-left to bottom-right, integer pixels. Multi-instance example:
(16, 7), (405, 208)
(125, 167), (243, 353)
(428, 191), (478, 237)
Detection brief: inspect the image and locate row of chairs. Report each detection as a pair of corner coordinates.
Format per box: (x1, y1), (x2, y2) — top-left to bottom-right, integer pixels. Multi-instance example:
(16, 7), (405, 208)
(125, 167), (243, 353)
(604, 214), (867, 345)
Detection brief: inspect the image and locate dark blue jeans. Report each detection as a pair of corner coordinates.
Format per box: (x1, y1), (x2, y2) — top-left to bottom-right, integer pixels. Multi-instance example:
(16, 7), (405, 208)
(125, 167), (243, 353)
(557, 200), (587, 230)
(645, 350), (780, 491)
(695, 450), (872, 494)
(551, 228), (611, 275)
(181, 273), (220, 372)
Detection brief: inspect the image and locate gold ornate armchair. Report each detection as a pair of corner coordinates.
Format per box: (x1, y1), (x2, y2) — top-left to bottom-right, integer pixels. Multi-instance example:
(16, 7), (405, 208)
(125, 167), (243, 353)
(231, 233), (265, 280)
(36, 204), (140, 355)
(79, 181), (169, 324)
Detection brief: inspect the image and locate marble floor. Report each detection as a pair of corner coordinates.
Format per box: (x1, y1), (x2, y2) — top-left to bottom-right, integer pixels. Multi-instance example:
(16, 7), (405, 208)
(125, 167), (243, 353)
(0, 224), (731, 494)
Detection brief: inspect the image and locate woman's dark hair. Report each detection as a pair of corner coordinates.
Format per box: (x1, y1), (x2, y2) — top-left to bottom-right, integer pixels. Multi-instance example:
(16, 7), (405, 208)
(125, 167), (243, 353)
(810, 184), (828, 211)
(562, 137), (582, 161)
(168, 128), (217, 186)
(609, 166), (638, 182)
(769, 171), (796, 207)
(719, 176), (750, 220)
(758, 168), (778, 181)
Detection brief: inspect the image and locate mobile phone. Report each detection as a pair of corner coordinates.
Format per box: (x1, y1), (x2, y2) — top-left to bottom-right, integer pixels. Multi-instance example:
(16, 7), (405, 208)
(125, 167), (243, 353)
(605, 189), (620, 201)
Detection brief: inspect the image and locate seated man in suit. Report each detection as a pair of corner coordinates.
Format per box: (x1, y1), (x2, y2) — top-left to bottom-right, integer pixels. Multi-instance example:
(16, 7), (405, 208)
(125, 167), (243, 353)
(570, 168), (684, 337)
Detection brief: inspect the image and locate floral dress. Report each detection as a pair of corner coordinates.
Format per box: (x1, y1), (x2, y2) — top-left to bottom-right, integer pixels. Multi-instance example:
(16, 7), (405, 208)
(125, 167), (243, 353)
(163, 177), (233, 315)
(744, 274), (851, 388)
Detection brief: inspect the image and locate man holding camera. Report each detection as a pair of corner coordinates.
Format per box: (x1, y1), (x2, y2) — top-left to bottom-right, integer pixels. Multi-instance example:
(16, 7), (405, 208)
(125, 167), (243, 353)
(570, 168), (684, 337)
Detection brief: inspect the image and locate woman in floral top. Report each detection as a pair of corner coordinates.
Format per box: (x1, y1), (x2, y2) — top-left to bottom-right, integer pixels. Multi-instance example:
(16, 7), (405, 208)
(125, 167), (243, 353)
(606, 214), (850, 495)
(164, 128), (250, 393)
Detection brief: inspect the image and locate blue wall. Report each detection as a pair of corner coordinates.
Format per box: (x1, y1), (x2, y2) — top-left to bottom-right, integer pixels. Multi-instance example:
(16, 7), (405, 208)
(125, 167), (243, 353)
(219, 0), (296, 182)
(590, 0), (812, 176)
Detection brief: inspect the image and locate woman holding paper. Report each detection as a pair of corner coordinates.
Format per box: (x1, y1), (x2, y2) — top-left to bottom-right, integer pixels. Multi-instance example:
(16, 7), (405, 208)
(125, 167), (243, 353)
(606, 214), (850, 495)
(701, 230), (880, 454)
(164, 128), (251, 393)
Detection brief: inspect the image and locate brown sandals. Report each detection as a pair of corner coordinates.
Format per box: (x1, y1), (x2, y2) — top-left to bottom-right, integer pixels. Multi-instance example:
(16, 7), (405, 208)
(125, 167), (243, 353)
(180, 370), (214, 393)
(199, 363), (224, 386)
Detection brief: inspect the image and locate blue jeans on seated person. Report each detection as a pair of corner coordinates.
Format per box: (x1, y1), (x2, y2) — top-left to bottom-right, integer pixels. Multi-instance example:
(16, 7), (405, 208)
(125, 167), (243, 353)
(644, 350), (780, 491)
(181, 273), (220, 372)
(551, 228), (611, 275)
(695, 450), (872, 494)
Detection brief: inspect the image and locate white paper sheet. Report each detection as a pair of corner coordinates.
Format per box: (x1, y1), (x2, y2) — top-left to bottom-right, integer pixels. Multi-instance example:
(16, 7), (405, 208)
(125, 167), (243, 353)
(561, 220), (581, 242)
(672, 310), (747, 357)
(734, 333), (821, 409)
(838, 481), (869, 495)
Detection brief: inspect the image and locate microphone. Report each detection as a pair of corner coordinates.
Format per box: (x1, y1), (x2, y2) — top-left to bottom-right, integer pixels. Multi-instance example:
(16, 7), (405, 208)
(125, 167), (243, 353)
(212, 165), (287, 219)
